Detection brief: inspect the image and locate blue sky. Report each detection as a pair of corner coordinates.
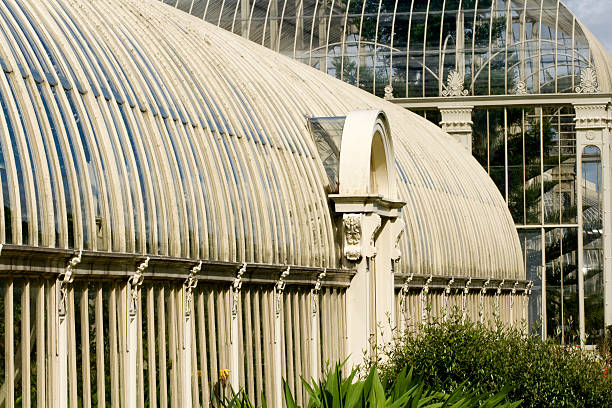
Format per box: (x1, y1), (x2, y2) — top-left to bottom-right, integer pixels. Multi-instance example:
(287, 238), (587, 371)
(564, 0), (612, 54)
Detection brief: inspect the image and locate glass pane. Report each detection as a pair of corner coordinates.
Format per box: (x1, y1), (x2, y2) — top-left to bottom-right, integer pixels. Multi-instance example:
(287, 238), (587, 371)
(582, 145), (604, 345)
(520, 229), (543, 335)
(545, 227), (579, 345)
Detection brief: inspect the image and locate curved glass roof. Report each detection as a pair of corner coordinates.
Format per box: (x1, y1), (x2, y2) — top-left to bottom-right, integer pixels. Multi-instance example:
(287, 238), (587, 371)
(166, 0), (612, 97)
(0, 0), (522, 278)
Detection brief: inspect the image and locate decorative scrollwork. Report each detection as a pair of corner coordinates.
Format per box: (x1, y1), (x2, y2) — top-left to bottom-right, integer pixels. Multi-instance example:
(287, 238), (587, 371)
(479, 278), (491, 322)
(421, 274), (433, 325)
(184, 260), (203, 318)
(274, 267), (290, 317)
(575, 67), (599, 94)
(462, 278), (471, 323)
(231, 263), (247, 319)
(58, 250), (82, 318)
(443, 277), (455, 321)
(494, 280), (505, 320)
(311, 269), (326, 315)
(129, 257), (149, 319)
(442, 70), (469, 97)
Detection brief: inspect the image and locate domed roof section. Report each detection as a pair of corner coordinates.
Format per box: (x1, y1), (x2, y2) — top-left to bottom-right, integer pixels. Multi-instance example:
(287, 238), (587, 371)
(0, 0), (522, 278)
(166, 0), (612, 96)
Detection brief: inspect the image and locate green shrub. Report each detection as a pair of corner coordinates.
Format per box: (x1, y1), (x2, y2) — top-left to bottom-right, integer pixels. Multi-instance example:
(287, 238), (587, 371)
(376, 316), (612, 407)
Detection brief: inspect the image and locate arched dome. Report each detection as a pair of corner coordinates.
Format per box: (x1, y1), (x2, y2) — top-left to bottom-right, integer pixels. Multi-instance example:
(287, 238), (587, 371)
(0, 0), (522, 278)
(165, 0), (612, 97)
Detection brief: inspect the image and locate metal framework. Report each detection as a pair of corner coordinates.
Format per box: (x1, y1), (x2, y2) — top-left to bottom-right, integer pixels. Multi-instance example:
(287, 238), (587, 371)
(166, 0), (612, 97)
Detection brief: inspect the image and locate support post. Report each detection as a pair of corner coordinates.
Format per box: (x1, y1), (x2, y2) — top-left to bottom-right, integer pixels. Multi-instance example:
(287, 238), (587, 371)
(55, 250), (81, 408)
(494, 279), (505, 324)
(183, 260), (201, 407)
(399, 273), (414, 331)
(421, 274), (433, 326)
(126, 257), (149, 408)
(522, 282), (533, 336)
(462, 278), (471, 324)
(574, 100), (610, 345)
(510, 281), (519, 327)
(274, 267), (290, 408)
(310, 269), (326, 383)
(230, 263), (246, 390)
(443, 277), (454, 322)
(479, 278), (490, 323)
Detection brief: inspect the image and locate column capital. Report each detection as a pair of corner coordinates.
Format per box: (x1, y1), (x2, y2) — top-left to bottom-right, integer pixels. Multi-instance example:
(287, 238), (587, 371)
(438, 105), (474, 151)
(573, 102), (609, 132)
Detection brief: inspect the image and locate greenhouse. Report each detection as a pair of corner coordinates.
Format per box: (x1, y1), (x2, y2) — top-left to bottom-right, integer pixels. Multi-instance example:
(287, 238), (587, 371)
(168, 0), (612, 349)
(0, 0), (607, 406)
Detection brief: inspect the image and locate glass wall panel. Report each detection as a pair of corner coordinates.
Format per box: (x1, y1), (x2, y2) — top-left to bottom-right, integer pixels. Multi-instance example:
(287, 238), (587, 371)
(519, 229), (543, 335)
(545, 226), (579, 345)
(582, 146), (604, 345)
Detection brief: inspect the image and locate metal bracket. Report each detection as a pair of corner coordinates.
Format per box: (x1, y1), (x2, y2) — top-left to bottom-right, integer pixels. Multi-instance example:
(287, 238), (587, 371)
(462, 278), (471, 323)
(494, 279), (505, 319)
(400, 273), (414, 296)
(129, 257), (149, 319)
(311, 269), (326, 315)
(231, 263), (247, 319)
(496, 279), (505, 296)
(479, 278), (491, 321)
(58, 250), (82, 318)
(274, 266), (290, 317)
(443, 277), (454, 320)
(184, 260), (202, 318)
(421, 274), (433, 324)
(445, 277), (455, 295)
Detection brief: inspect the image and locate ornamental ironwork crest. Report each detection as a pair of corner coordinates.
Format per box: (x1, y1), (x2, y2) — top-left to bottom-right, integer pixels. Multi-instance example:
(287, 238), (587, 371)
(442, 70), (469, 97)
(575, 67), (599, 93)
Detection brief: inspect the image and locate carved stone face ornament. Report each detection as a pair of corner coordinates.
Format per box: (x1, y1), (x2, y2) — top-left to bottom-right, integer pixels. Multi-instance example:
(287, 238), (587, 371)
(343, 214), (362, 261)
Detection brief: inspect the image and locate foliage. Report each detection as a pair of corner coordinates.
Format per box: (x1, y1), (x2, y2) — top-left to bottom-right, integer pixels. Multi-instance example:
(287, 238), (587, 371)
(214, 362), (520, 408)
(376, 317), (612, 408)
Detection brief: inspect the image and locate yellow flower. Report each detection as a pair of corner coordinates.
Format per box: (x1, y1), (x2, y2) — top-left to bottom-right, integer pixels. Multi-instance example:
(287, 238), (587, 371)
(219, 369), (231, 386)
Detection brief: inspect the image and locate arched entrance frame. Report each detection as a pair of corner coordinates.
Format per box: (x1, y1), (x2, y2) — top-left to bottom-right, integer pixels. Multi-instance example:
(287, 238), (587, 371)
(329, 110), (405, 368)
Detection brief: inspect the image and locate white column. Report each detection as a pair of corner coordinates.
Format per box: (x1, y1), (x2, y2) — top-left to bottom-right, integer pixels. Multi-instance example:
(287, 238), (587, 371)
(55, 251), (81, 408)
(183, 261), (202, 407)
(398, 274), (413, 332)
(230, 263), (246, 390)
(310, 270), (325, 383)
(439, 106), (474, 152)
(344, 213), (381, 367)
(274, 267), (290, 408)
(126, 257), (149, 408)
(574, 101), (610, 345)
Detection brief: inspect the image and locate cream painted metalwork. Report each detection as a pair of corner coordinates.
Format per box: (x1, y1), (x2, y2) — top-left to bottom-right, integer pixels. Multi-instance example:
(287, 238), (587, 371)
(0, 0), (522, 279)
(165, 0), (612, 98)
(0, 0), (531, 406)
